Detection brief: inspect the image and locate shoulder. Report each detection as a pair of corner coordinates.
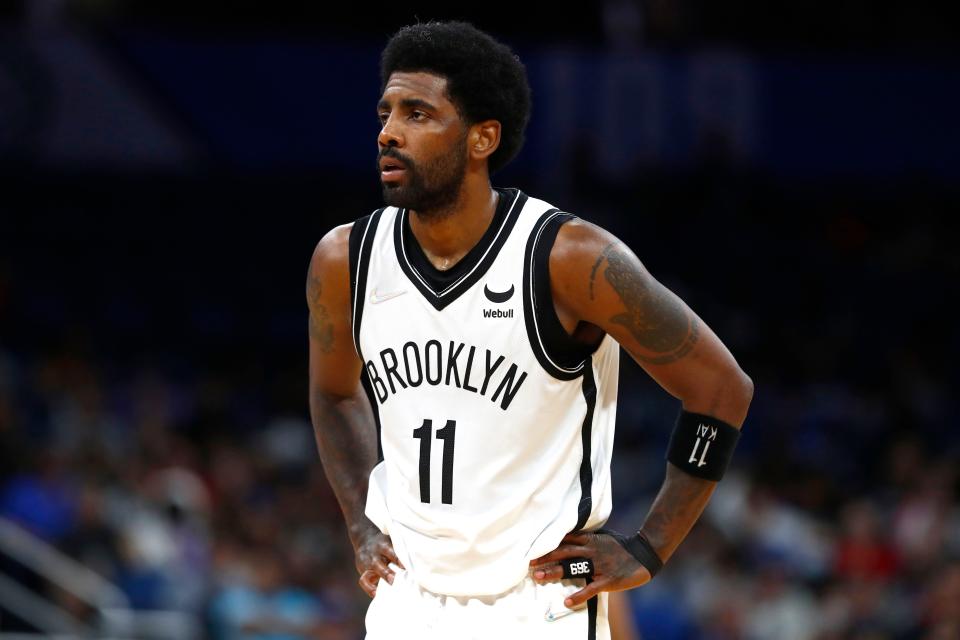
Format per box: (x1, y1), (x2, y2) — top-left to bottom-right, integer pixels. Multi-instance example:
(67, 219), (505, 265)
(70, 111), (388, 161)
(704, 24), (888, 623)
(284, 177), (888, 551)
(548, 217), (627, 293)
(545, 214), (652, 329)
(306, 223), (354, 308)
(550, 217), (620, 265)
(309, 222), (354, 274)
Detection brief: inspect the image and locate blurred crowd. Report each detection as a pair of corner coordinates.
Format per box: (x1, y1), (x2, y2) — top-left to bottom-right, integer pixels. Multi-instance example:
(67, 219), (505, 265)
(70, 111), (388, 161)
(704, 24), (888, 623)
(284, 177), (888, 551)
(0, 346), (360, 638)
(625, 449), (960, 639)
(1, 306), (957, 639)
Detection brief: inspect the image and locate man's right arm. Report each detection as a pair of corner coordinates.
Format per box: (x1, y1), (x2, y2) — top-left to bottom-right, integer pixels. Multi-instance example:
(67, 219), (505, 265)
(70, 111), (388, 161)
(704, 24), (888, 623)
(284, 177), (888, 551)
(307, 223), (400, 597)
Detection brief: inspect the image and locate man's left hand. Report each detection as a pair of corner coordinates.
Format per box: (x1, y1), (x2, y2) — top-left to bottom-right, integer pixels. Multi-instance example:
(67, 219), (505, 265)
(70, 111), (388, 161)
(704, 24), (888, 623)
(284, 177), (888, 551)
(529, 532), (652, 608)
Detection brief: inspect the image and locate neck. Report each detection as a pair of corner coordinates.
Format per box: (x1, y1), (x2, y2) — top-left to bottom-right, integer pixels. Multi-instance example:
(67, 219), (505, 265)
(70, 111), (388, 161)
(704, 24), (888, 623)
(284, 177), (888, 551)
(409, 178), (499, 272)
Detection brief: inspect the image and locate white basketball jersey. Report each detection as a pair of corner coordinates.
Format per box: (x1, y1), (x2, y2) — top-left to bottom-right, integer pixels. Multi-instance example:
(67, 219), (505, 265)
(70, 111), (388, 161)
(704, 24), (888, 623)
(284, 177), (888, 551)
(350, 188), (619, 597)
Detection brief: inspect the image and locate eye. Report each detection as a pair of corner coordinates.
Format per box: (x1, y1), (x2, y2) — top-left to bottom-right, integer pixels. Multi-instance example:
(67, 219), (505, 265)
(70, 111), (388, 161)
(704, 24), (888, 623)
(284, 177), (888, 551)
(377, 113), (389, 125)
(410, 110), (428, 121)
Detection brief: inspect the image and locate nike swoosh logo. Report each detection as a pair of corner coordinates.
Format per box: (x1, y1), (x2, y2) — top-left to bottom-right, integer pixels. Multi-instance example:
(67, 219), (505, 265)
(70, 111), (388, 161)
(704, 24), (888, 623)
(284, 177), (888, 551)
(483, 284), (514, 303)
(369, 288), (407, 304)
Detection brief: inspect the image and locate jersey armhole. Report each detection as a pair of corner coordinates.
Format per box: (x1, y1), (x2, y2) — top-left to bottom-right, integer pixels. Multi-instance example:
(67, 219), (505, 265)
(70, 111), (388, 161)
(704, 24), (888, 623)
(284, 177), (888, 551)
(523, 211), (598, 380)
(348, 209), (384, 359)
(348, 210), (386, 462)
(347, 216), (368, 309)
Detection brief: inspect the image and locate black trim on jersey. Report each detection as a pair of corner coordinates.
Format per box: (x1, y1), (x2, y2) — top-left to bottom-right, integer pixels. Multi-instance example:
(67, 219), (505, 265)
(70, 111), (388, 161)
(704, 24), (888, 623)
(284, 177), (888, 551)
(535, 213), (598, 364)
(574, 359), (597, 532)
(522, 210), (593, 380)
(349, 209), (384, 359)
(393, 188), (526, 311)
(347, 214), (368, 313)
(349, 209), (386, 460)
(359, 369), (384, 462)
(587, 585), (598, 640)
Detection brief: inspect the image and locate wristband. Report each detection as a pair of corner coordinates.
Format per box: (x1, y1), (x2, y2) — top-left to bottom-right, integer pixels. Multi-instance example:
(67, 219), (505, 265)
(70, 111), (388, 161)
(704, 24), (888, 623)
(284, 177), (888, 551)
(666, 410), (741, 481)
(597, 528), (663, 578)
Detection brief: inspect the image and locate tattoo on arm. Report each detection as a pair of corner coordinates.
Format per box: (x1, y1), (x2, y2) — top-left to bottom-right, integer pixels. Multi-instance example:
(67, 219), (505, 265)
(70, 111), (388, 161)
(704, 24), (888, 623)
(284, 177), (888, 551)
(640, 465), (716, 563)
(311, 390), (381, 546)
(601, 248), (699, 364)
(589, 242), (617, 301)
(307, 272), (335, 353)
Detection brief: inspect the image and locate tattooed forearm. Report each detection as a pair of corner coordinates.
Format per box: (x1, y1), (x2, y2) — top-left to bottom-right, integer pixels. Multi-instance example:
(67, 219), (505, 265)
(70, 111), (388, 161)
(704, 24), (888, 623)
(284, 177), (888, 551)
(589, 242), (617, 300)
(639, 464), (716, 563)
(307, 272), (335, 353)
(602, 249), (699, 364)
(310, 390), (380, 545)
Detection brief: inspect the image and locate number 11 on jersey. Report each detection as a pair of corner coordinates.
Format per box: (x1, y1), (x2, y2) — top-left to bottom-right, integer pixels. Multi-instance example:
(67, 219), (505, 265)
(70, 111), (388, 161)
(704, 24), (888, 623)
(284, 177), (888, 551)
(412, 419), (456, 504)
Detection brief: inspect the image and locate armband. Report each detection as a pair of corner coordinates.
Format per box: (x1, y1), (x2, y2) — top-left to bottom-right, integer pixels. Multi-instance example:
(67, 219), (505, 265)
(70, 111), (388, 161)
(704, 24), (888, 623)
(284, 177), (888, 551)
(666, 410), (741, 481)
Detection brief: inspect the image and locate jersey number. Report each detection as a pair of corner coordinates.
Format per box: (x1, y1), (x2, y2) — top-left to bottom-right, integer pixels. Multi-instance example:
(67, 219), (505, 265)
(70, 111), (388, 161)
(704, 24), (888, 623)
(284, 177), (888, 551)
(412, 419), (456, 504)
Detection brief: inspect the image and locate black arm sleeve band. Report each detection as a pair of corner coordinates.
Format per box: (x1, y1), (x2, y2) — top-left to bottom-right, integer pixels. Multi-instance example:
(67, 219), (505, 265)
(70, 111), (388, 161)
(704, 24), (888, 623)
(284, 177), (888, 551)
(666, 410), (741, 481)
(597, 528), (664, 578)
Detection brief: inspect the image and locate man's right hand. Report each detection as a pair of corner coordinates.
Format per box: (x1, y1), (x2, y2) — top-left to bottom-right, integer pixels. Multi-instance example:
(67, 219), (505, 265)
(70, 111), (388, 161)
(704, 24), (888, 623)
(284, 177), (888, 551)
(354, 528), (404, 598)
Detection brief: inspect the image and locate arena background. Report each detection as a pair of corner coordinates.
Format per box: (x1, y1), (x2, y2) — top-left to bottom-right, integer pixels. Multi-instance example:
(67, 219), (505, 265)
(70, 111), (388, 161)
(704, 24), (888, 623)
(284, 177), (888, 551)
(1, 2), (958, 638)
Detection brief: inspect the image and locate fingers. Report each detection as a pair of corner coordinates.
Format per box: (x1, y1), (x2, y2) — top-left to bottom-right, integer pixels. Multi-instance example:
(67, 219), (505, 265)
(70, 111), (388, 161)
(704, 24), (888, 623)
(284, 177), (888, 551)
(530, 544), (592, 567)
(565, 578), (608, 608)
(531, 534), (590, 564)
(358, 570), (379, 598)
(532, 563), (565, 582)
(359, 545), (405, 598)
(356, 534), (404, 600)
(370, 556), (396, 585)
(379, 540), (404, 569)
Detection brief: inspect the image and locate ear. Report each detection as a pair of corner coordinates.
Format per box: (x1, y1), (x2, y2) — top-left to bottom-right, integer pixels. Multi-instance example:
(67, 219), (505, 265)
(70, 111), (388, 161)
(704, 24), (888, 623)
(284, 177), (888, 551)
(468, 120), (501, 161)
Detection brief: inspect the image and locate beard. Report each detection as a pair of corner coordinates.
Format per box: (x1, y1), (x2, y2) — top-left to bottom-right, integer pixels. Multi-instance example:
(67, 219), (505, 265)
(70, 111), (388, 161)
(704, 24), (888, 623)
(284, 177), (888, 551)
(379, 135), (468, 219)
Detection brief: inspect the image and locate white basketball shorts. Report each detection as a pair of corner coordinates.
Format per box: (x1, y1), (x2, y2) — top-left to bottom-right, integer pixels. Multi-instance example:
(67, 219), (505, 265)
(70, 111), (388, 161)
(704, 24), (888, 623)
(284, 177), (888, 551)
(365, 565), (610, 639)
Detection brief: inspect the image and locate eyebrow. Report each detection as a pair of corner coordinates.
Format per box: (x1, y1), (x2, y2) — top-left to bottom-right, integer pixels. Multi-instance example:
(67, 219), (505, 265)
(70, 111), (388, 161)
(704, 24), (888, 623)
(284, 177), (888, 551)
(377, 97), (440, 113)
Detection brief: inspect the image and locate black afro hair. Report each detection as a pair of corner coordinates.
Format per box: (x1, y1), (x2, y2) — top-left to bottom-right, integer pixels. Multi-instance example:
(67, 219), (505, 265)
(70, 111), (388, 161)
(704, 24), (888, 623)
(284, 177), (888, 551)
(380, 21), (532, 175)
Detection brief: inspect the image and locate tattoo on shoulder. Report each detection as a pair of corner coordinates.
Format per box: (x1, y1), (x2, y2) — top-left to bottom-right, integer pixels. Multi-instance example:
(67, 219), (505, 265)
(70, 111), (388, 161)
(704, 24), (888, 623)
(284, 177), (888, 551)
(601, 248), (699, 364)
(307, 272), (335, 353)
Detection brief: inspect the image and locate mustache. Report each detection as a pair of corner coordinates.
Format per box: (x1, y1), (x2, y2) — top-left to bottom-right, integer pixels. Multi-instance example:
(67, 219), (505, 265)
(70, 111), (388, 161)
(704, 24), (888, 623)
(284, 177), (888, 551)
(378, 148), (414, 169)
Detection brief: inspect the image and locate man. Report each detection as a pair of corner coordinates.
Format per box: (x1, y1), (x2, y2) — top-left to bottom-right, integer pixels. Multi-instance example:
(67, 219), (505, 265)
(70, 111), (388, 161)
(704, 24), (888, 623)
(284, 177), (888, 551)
(307, 21), (753, 639)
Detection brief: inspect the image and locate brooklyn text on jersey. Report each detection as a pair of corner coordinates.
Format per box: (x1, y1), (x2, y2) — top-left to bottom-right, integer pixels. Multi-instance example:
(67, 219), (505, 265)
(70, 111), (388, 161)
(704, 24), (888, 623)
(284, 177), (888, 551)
(364, 340), (528, 409)
(348, 187), (620, 597)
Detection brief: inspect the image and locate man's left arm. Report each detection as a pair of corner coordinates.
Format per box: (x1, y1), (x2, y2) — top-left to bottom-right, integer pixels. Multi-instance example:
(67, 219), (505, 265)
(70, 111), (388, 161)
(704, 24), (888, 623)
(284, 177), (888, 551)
(531, 219), (753, 607)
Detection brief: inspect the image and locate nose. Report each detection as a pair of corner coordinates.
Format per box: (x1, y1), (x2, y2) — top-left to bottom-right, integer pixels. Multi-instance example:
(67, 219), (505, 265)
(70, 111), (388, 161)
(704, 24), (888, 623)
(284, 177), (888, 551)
(378, 116), (403, 149)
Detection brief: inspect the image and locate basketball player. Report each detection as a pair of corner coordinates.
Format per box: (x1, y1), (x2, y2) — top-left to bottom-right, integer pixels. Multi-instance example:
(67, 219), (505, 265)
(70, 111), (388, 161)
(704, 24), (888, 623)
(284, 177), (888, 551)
(307, 21), (753, 639)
